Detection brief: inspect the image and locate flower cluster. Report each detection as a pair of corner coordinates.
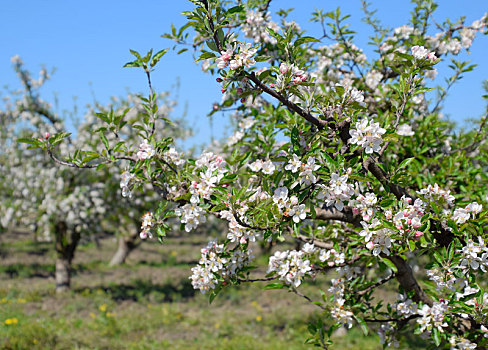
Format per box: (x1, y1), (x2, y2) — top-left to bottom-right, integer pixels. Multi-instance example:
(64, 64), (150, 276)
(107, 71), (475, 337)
(248, 159), (276, 174)
(272, 187), (307, 223)
(270, 62), (308, 91)
(359, 219), (394, 256)
(330, 298), (355, 329)
(411, 45), (437, 61)
(391, 196), (426, 240)
(241, 10), (279, 44)
(190, 240), (224, 293)
(190, 239), (254, 294)
(216, 43), (257, 71)
(290, 156), (320, 188)
(349, 117), (386, 154)
(175, 203), (207, 232)
(351, 192), (377, 221)
(319, 247), (346, 267)
(190, 152), (228, 204)
(417, 300), (449, 334)
(452, 202), (483, 224)
(393, 25), (420, 39)
(458, 238), (488, 271)
(449, 336), (477, 350)
(140, 212), (154, 239)
(343, 84), (365, 104)
(267, 248), (313, 288)
(396, 124), (415, 136)
(317, 172), (355, 211)
(136, 139), (155, 160)
(120, 171), (135, 198)
(220, 209), (260, 244)
(378, 323), (400, 348)
(365, 70), (384, 90)
(417, 183), (455, 206)
(163, 147), (185, 167)
(393, 294), (418, 316)
(427, 266), (459, 292)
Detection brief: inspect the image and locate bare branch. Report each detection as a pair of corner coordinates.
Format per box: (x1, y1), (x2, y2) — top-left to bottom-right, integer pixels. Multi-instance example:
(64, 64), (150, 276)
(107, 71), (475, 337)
(291, 288), (326, 310)
(357, 273), (396, 296)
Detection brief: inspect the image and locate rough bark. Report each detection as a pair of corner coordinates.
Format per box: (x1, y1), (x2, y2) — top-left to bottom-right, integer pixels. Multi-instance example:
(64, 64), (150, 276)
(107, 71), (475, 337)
(387, 255), (433, 306)
(109, 231), (141, 266)
(54, 221), (80, 293)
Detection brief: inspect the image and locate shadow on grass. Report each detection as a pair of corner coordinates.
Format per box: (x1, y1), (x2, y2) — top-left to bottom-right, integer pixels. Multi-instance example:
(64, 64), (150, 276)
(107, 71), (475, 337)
(0, 263), (55, 279)
(0, 261), (100, 279)
(137, 258), (199, 268)
(75, 278), (196, 302)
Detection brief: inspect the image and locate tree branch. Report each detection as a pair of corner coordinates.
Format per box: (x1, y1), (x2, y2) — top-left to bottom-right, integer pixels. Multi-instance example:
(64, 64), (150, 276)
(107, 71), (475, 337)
(246, 72), (326, 130)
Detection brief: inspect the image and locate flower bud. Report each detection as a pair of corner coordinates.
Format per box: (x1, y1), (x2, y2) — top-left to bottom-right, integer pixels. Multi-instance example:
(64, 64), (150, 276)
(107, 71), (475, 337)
(414, 231), (424, 240)
(216, 78), (223, 83)
(279, 62), (288, 74)
(44, 132), (50, 139)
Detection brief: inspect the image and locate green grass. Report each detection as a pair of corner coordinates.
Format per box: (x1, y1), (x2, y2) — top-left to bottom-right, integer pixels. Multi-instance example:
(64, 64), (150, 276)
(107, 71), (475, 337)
(0, 232), (409, 349)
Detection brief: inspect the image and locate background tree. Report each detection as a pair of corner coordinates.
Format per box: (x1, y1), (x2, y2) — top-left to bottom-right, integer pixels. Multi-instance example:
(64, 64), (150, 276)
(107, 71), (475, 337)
(1, 57), (189, 291)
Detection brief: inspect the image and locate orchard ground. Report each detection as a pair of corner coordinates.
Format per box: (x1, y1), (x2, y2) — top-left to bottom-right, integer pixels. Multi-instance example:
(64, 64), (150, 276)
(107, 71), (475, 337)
(0, 231), (427, 349)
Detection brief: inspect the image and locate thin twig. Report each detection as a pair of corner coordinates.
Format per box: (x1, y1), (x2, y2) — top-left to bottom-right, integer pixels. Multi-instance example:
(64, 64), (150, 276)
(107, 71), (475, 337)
(291, 288), (326, 310)
(357, 273), (396, 296)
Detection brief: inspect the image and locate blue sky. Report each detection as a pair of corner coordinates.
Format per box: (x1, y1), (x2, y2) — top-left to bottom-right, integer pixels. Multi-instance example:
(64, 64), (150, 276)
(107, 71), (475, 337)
(1, 1), (487, 149)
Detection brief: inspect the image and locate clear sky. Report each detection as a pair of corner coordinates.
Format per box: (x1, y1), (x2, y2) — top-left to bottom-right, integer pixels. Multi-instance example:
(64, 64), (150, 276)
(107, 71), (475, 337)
(1, 1), (487, 149)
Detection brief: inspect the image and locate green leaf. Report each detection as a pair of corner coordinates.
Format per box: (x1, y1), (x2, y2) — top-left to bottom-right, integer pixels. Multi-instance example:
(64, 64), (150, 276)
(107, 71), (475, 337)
(433, 250), (443, 265)
(355, 316), (369, 336)
(17, 138), (39, 145)
(123, 61), (141, 68)
(198, 51), (216, 60)
(408, 240), (416, 252)
(380, 198), (395, 209)
(381, 257), (398, 273)
(50, 132), (72, 146)
(226, 5), (244, 15)
(150, 48), (169, 67)
(397, 157), (414, 171)
(255, 55), (271, 62)
(142, 49), (153, 64)
(263, 283), (284, 290)
(432, 327), (441, 346)
(129, 49), (141, 59)
(294, 36), (320, 47)
(99, 131), (109, 150)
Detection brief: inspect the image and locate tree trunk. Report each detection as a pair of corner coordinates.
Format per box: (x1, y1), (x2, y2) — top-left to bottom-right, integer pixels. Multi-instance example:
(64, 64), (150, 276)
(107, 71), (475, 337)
(54, 221), (80, 293)
(55, 256), (71, 292)
(109, 231), (141, 266)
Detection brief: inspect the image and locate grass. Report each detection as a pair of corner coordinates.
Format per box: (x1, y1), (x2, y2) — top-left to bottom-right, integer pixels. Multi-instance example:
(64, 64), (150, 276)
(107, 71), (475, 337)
(0, 231), (416, 349)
